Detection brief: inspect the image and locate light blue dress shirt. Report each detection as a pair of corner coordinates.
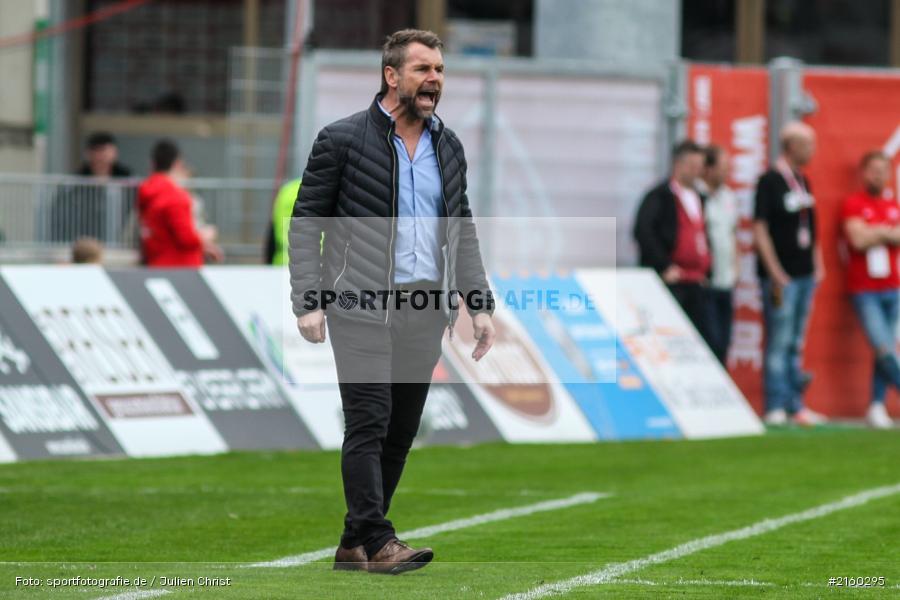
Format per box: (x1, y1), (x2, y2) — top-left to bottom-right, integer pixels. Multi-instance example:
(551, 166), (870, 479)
(378, 101), (444, 284)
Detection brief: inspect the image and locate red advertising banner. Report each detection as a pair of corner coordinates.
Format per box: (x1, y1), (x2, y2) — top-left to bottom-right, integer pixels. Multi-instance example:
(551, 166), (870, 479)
(686, 65), (769, 414)
(801, 70), (900, 417)
(687, 64), (900, 417)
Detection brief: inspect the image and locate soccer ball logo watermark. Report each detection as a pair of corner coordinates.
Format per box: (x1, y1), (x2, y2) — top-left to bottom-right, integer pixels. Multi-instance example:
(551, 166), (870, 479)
(337, 291), (359, 310)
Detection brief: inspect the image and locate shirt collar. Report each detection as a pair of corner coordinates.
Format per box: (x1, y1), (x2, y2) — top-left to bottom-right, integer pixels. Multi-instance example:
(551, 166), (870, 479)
(377, 99), (392, 119)
(694, 178), (710, 195)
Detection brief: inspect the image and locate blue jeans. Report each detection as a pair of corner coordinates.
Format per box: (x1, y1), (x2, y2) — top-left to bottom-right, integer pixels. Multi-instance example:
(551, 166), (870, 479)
(761, 276), (816, 413)
(851, 289), (900, 405)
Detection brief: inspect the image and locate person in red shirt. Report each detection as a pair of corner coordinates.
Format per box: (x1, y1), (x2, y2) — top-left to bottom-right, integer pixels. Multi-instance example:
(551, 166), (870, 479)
(842, 151), (900, 429)
(138, 140), (221, 267)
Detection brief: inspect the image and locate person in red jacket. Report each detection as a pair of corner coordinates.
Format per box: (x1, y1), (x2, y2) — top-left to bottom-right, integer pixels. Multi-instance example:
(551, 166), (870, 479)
(138, 140), (220, 267)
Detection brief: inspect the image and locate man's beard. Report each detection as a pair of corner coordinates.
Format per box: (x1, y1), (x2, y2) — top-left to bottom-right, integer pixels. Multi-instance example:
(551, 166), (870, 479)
(397, 85), (440, 121)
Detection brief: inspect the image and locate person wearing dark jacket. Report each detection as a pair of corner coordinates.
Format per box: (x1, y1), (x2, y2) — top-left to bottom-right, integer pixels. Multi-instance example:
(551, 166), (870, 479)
(50, 132), (133, 242)
(633, 140), (712, 344)
(77, 132), (132, 178)
(289, 29), (495, 575)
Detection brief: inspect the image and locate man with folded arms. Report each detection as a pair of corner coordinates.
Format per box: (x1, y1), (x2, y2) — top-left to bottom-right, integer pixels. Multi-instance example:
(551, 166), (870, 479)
(842, 151), (900, 429)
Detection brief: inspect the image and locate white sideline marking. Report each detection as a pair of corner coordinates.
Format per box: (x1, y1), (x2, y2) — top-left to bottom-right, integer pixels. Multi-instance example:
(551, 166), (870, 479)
(250, 491), (609, 568)
(95, 591), (171, 600)
(499, 482), (900, 600)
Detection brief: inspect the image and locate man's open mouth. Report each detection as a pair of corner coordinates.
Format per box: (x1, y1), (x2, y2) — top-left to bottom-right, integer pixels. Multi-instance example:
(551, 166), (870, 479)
(417, 90), (439, 106)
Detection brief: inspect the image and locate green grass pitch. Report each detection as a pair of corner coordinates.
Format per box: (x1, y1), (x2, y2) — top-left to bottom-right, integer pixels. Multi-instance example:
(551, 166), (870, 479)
(2, 427), (900, 598)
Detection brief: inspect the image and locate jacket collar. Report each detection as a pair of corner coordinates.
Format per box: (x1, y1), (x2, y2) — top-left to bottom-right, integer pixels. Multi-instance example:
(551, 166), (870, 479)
(368, 95), (392, 133)
(368, 94), (444, 136)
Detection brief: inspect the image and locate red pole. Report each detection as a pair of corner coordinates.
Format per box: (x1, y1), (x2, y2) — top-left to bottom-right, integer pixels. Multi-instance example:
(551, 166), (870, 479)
(0, 0), (153, 49)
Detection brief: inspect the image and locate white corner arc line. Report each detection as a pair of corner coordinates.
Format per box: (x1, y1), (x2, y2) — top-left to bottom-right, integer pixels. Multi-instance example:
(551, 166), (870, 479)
(499, 482), (900, 600)
(250, 491), (609, 568)
(95, 591), (172, 600)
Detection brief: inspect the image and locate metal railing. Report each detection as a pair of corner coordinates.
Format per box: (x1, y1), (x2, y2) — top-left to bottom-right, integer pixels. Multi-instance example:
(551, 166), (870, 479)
(0, 174), (274, 260)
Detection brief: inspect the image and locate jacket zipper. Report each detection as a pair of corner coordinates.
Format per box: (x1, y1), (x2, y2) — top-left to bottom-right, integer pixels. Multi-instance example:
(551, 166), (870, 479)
(385, 124), (398, 325)
(333, 239), (350, 288)
(434, 128), (454, 337)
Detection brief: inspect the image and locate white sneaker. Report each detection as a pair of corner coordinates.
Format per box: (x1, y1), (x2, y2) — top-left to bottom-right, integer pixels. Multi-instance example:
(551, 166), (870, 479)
(793, 407), (828, 426)
(764, 408), (788, 425)
(866, 403), (894, 429)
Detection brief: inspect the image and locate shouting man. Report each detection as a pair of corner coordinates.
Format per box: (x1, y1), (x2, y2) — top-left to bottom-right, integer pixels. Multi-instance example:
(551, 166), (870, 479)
(290, 29), (495, 575)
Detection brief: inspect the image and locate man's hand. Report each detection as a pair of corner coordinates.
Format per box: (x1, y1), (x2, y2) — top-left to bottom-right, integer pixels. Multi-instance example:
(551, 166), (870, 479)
(203, 242), (224, 263)
(661, 265), (682, 284)
(199, 225), (224, 263)
(772, 267), (792, 289)
(471, 313), (495, 361)
(297, 309), (326, 343)
(885, 225), (900, 246)
(813, 246), (825, 284)
(814, 266), (826, 284)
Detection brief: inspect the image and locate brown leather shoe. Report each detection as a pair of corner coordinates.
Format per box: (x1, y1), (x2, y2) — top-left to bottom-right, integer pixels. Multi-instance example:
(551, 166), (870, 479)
(333, 544), (367, 571)
(366, 538), (433, 575)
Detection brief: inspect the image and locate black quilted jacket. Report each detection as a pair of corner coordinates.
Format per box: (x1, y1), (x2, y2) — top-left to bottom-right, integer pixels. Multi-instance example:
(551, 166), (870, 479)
(289, 95), (493, 327)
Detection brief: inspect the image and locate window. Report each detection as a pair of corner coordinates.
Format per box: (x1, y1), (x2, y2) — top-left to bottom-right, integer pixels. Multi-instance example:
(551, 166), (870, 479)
(85, 0), (285, 114)
(766, 0), (890, 66)
(310, 0), (415, 50)
(681, 0), (736, 63)
(447, 0), (533, 56)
